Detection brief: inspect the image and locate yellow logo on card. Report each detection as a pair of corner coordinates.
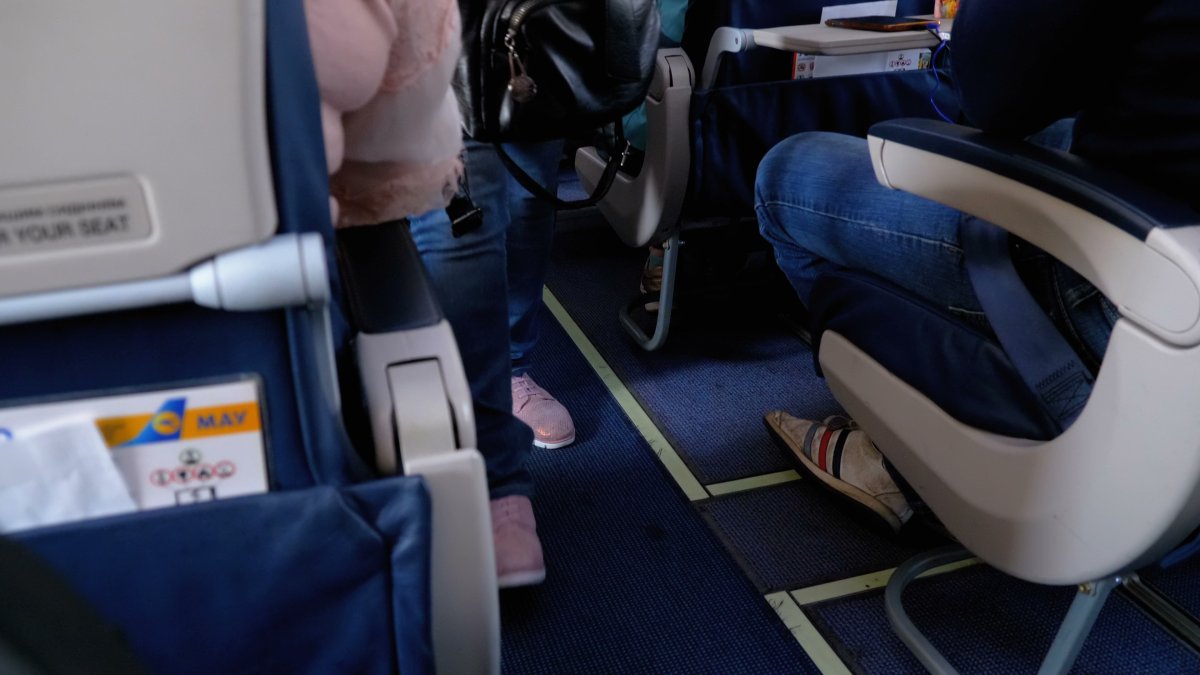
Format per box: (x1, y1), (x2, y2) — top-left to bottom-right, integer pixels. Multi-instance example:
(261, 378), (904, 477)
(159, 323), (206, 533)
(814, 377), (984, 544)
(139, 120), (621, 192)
(151, 411), (182, 435)
(96, 400), (261, 448)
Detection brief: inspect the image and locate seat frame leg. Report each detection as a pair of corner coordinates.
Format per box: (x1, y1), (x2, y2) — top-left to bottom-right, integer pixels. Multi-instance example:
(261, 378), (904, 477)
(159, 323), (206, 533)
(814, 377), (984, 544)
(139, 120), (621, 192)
(619, 231), (680, 351)
(885, 545), (974, 674)
(1037, 576), (1119, 674)
(884, 545), (1120, 675)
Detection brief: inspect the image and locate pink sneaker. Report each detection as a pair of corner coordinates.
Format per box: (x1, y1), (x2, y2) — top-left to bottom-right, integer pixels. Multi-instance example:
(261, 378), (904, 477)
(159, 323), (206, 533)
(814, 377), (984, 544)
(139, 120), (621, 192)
(491, 495), (546, 588)
(511, 374), (576, 449)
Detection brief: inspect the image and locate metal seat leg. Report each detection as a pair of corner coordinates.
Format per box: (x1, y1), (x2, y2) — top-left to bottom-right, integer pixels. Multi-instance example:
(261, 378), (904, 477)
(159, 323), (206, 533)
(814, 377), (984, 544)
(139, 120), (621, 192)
(619, 232), (680, 351)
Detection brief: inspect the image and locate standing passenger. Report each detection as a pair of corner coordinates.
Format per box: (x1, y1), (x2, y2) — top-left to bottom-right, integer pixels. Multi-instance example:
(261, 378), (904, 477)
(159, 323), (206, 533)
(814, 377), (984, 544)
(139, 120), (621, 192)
(305, 0), (551, 586)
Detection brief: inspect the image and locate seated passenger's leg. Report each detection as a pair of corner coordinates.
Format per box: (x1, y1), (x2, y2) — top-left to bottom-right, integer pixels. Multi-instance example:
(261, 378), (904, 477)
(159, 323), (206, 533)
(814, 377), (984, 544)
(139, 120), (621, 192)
(754, 128), (1117, 536)
(754, 132), (973, 533)
(407, 139), (545, 587)
(755, 131), (986, 329)
(503, 139), (577, 450)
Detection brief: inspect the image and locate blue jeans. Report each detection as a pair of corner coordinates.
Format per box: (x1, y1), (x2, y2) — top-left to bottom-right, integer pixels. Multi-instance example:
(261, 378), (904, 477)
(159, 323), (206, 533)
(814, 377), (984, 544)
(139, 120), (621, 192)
(407, 139), (563, 499)
(754, 124), (1117, 369)
(502, 141), (563, 377)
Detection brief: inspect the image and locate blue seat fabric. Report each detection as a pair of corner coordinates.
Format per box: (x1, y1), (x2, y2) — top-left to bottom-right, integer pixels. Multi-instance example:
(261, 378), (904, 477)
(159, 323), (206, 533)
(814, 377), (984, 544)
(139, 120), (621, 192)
(677, 0), (955, 217)
(16, 478), (434, 675)
(0, 307), (326, 491)
(691, 70), (959, 217)
(810, 268), (1061, 441)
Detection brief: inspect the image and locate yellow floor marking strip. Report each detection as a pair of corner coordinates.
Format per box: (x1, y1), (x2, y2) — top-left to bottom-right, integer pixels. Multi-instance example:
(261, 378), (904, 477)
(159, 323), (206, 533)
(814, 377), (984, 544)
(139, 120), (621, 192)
(766, 592), (853, 675)
(543, 289), (709, 501)
(545, 286), (928, 675)
(705, 470), (802, 497)
(790, 557), (979, 606)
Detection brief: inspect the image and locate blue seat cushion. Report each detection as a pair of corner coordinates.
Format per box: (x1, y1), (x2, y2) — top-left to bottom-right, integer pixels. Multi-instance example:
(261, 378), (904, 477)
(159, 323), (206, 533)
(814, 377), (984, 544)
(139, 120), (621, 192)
(16, 477), (433, 674)
(689, 70), (959, 217)
(810, 269), (1061, 441)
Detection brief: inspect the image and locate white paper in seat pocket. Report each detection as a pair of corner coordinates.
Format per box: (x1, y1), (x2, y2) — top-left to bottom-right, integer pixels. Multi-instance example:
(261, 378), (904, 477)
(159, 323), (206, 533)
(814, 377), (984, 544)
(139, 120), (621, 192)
(0, 418), (137, 533)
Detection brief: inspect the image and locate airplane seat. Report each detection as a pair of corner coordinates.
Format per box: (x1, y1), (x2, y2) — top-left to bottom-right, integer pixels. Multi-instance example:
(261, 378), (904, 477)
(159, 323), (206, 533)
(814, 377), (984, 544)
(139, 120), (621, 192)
(576, 0), (952, 349)
(0, 1), (496, 673)
(809, 117), (1200, 672)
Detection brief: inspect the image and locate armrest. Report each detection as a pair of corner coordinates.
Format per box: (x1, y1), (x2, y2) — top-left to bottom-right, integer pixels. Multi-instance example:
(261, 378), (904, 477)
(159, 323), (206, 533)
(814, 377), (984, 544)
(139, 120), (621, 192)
(338, 225), (496, 672)
(868, 118), (1200, 347)
(336, 220), (442, 333)
(405, 451), (500, 675)
(576, 48), (693, 247)
(336, 221), (475, 474)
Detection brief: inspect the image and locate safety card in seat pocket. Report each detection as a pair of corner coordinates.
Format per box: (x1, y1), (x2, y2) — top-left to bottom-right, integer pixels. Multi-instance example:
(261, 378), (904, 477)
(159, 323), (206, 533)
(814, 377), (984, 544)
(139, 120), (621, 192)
(0, 379), (269, 509)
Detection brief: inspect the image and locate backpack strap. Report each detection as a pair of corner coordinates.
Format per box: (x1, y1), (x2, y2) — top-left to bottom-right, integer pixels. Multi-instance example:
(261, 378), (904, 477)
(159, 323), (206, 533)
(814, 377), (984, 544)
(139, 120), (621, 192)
(494, 123), (630, 210)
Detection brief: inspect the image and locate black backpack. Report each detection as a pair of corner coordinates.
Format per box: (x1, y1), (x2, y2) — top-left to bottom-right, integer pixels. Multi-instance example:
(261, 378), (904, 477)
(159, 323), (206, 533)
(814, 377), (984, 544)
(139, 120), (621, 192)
(454, 0), (660, 143)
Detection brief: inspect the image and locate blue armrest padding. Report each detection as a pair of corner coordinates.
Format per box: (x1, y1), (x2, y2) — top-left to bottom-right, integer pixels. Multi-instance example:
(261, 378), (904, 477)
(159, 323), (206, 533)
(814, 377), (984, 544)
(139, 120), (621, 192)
(16, 477), (433, 675)
(811, 268), (1061, 441)
(336, 221), (444, 334)
(870, 119), (1200, 240)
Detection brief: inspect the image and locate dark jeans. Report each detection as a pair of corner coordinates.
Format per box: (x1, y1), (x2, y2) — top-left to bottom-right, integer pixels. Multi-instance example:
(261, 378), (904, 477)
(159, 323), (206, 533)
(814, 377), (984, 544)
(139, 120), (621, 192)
(406, 139), (563, 499)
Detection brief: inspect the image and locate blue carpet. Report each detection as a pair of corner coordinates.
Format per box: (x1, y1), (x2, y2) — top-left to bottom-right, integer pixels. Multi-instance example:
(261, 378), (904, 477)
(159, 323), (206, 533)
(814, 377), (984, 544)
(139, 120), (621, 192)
(700, 483), (934, 593)
(501, 315), (819, 674)
(545, 218), (843, 486)
(1141, 555), (1200, 624)
(808, 564), (1200, 673)
(543, 203), (1200, 672)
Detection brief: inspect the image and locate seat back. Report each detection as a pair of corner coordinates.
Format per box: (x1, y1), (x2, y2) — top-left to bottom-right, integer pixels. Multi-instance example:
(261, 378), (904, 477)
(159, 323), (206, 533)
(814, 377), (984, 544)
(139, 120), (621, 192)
(0, 2), (275, 297)
(682, 0), (936, 86)
(682, 0), (953, 217)
(0, 0), (364, 492)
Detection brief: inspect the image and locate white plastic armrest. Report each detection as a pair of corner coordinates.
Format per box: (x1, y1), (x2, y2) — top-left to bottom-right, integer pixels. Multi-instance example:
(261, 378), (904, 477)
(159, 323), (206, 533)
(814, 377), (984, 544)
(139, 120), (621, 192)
(868, 126), (1200, 347)
(820, 322), (1200, 585)
(357, 320), (476, 475)
(406, 450), (499, 675)
(575, 48), (694, 248)
(816, 120), (1200, 585)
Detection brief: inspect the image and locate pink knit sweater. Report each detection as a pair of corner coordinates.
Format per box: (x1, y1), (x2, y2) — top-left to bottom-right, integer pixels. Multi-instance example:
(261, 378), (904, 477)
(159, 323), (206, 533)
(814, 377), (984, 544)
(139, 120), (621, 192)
(305, 0), (463, 226)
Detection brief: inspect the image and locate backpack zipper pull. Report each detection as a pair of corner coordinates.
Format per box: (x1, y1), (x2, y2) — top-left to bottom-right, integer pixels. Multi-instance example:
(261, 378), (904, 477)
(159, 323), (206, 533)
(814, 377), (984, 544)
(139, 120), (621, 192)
(504, 32), (537, 103)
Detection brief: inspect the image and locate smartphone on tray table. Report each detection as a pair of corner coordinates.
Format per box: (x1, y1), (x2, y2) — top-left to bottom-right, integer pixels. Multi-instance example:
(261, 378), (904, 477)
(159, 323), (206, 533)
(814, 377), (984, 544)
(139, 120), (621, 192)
(824, 16), (937, 32)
